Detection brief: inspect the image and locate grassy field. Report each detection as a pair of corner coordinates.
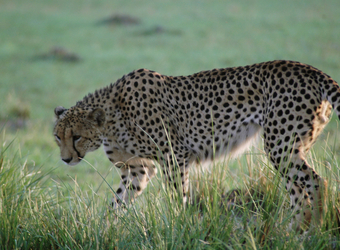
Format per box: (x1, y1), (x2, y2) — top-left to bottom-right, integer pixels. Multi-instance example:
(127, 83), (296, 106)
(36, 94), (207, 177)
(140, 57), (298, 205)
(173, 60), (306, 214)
(1, 0), (340, 248)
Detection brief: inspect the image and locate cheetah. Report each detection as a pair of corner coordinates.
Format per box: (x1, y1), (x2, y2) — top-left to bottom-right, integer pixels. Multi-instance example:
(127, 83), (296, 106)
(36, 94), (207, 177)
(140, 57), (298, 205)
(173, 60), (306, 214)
(53, 60), (340, 231)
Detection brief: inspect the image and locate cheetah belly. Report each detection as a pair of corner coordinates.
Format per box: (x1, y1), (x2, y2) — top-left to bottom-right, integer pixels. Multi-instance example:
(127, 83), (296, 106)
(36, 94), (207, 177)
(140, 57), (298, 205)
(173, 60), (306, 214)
(194, 122), (262, 162)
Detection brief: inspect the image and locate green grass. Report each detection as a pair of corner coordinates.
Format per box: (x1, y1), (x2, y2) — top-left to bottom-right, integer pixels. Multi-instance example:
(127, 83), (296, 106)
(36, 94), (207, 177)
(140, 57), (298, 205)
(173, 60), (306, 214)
(1, 0), (340, 248)
(1, 137), (340, 249)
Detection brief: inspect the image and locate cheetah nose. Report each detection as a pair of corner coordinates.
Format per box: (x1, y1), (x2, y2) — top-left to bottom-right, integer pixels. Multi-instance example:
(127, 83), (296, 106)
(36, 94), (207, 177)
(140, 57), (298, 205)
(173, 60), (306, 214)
(62, 157), (73, 164)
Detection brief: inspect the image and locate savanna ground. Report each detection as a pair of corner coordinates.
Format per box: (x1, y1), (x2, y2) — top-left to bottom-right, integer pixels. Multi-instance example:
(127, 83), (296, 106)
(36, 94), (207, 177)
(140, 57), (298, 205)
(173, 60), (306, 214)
(1, 0), (340, 249)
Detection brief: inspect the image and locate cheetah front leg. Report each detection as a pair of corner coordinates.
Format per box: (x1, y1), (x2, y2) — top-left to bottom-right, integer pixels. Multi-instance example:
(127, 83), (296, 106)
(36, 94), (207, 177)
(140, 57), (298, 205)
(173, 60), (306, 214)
(112, 161), (157, 208)
(160, 155), (191, 204)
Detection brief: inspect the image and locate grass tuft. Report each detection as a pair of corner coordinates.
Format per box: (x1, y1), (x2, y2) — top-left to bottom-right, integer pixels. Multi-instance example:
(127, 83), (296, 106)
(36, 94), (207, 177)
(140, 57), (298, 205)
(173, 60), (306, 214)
(1, 133), (340, 248)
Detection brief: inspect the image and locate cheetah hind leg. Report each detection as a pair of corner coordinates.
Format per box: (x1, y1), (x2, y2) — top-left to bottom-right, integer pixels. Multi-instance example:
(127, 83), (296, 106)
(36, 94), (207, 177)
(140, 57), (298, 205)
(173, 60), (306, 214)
(285, 159), (327, 232)
(111, 162), (157, 209)
(275, 155), (327, 232)
(264, 137), (327, 231)
(285, 175), (313, 232)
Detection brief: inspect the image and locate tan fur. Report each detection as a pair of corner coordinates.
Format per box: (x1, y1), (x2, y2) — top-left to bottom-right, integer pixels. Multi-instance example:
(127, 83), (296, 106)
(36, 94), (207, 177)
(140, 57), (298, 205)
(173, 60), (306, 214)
(54, 60), (340, 231)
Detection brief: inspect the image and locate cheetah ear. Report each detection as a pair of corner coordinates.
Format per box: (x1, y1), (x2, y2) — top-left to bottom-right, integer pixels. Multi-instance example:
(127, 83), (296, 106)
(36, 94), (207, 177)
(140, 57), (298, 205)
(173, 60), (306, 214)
(54, 106), (67, 119)
(87, 108), (106, 127)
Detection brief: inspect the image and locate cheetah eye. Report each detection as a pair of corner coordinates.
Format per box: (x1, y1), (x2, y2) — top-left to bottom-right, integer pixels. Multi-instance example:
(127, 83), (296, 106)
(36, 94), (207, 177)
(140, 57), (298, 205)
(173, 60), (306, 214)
(73, 135), (81, 141)
(55, 135), (61, 142)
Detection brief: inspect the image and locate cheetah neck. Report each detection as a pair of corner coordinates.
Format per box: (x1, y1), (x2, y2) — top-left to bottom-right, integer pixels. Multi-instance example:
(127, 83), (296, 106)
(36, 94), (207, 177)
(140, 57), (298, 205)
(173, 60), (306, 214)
(75, 82), (124, 138)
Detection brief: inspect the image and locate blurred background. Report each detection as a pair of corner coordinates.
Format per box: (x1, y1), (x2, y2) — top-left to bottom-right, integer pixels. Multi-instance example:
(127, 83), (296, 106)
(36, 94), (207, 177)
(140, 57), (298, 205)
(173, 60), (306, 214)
(1, 0), (339, 194)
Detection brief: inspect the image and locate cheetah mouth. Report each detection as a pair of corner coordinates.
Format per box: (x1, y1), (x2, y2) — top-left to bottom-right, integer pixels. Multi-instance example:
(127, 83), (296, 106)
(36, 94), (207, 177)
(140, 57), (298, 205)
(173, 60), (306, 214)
(68, 161), (79, 166)
(75, 156), (84, 164)
(65, 156), (84, 166)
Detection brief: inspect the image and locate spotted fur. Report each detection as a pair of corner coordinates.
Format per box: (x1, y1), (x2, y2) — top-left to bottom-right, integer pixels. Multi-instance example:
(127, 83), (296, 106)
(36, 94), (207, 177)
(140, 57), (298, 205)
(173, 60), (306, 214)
(54, 60), (340, 231)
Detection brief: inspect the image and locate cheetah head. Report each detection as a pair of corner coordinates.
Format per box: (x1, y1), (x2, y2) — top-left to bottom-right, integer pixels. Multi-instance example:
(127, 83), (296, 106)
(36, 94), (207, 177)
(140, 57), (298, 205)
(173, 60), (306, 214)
(53, 106), (106, 166)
